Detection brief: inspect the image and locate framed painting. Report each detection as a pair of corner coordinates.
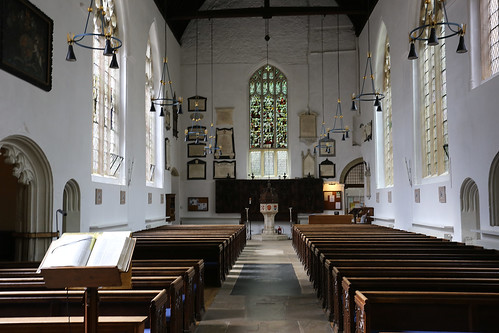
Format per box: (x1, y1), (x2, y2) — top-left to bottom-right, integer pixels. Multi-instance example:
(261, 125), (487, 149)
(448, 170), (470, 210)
(187, 159), (206, 180)
(318, 137), (335, 157)
(188, 95), (207, 111)
(165, 138), (171, 170)
(319, 158), (336, 178)
(0, 0), (53, 91)
(188, 142), (206, 158)
(214, 160), (236, 179)
(186, 126), (207, 141)
(188, 197), (208, 211)
(215, 128), (235, 159)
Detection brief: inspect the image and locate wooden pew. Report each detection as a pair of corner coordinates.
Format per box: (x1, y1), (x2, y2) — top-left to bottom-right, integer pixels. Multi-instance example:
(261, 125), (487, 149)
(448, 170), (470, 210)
(0, 316), (147, 333)
(354, 290), (499, 333)
(0, 260), (204, 328)
(0, 289), (173, 333)
(342, 276), (499, 333)
(132, 259), (205, 320)
(327, 266), (499, 332)
(132, 239), (225, 286)
(314, 245), (499, 310)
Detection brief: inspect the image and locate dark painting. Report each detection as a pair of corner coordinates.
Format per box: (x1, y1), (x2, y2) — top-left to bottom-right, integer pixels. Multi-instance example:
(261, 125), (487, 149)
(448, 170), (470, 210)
(0, 0), (53, 91)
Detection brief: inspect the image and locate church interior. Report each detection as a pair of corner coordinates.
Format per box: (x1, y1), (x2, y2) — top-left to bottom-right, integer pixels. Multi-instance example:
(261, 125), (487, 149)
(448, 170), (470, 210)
(1, 0), (499, 332)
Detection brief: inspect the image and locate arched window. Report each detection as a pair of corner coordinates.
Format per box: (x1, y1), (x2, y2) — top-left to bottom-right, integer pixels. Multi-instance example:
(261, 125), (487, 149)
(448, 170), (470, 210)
(481, 0), (499, 80)
(418, 0), (448, 178)
(145, 39), (156, 183)
(489, 152), (499, 226)
(383, 36), (393, 187)
(92, 0), (121, 177)
(248, 64), (288, 178)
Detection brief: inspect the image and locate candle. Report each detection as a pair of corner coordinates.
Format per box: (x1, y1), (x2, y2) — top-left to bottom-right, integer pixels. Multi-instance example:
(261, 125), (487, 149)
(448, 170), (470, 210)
(245, 207), (249, 222)
(289, 207), (292, 222)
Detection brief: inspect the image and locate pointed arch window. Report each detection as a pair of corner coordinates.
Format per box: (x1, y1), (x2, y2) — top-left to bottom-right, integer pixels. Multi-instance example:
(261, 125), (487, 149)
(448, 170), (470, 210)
(418, 0), (448, 178)
(145, 39), (156, 183)
(383, 37), (393, 186)
(92, 0), (121, 178)
(249, 65), (288, 178)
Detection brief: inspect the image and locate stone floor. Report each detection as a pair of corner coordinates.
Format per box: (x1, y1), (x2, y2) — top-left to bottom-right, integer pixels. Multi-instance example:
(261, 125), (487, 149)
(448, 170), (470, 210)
(194, 239), (333, 333)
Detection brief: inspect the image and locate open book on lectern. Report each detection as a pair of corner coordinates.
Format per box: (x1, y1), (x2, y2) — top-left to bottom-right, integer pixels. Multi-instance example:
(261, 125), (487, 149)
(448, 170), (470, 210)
(37, 231), (135, 273)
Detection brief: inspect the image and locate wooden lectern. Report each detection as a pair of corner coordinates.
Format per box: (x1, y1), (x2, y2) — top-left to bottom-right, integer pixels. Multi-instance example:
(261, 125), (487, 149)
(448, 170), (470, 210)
(42, 266), (132, 333)
(40, 235), (135, 333)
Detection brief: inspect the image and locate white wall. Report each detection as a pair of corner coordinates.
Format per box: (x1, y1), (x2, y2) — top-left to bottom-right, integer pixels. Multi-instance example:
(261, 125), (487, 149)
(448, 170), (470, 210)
(359, 0), (499, 246)
(0, 0), (181, 233)
(178, 14), (361, 222)
(2, 0), (499, 248)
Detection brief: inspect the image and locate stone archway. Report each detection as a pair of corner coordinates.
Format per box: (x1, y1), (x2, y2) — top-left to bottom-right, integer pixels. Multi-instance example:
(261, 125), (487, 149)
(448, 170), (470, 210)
(460, 178), (480, 244)
(0, 135), (53, 261)
(62, 179), (81, 233)
(340, 158), (366, 213)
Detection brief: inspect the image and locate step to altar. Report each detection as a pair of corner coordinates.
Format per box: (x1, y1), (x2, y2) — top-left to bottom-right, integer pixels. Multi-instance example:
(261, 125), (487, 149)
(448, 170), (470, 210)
(252, 233), (289, 241)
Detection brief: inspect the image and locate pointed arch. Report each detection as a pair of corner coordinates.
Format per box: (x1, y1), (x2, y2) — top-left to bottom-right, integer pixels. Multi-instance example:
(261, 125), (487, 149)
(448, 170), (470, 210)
(460, 177), (480, 243)
(248, 64), (289, 178)
(489, 152), (499, 226)
(63, 179), (81, 233)
(0, 135), (53, 261)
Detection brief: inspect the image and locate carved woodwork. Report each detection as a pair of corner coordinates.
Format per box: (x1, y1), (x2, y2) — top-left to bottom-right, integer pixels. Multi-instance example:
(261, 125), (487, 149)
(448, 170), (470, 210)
(215, 178), (324, 221)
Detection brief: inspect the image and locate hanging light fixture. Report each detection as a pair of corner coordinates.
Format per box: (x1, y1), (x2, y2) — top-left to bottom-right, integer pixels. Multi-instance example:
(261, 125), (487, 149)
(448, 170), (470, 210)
(329, 15), (350, 141)
(314, 16), (335, 154)
(351, 1), (384, 112)
(204, 19), (222, 156)
(408, 0), (467, 60)
(66, 0), (122, 69)
(185, 19), (207, 143)
(150, 19), (183, 117)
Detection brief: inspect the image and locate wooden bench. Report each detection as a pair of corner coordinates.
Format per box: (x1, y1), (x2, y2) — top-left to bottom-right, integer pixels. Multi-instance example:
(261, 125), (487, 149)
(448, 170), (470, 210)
(326, 266), (499, 332)
(342, 276), (499, 333)
(0, 315), (147, 333)
(354, 291), (499, 333)
(132, 239), (225, 286)
(308, 214), (354, 224)
(0, 289), (175, 333)
(133, 258), (205, 320)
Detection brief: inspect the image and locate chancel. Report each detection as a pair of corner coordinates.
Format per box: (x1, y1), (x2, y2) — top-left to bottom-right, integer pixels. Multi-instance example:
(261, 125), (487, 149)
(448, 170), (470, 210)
(1, 0), (499, 332)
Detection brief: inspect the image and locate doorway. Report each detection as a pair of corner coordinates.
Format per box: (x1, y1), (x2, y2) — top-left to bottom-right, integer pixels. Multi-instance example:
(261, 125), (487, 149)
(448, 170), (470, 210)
(0, 135), (53, 261)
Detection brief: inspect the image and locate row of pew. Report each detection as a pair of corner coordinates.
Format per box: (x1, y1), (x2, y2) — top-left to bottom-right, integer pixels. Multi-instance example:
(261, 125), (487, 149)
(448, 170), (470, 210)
(292, 224), (499, 333)
(0, 224), (246, 333)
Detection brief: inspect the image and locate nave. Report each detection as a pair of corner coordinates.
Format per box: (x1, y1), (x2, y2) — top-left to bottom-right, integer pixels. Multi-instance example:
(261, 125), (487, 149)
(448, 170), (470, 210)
(195, 239), (332, 333)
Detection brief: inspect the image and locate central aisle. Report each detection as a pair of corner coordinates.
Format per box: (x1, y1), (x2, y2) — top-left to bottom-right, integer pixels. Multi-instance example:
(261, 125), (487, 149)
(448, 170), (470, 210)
(194, 239), (333, 333)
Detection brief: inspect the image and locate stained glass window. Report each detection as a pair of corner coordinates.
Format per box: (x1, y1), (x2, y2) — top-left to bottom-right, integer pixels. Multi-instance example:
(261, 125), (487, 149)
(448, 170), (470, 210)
(249, 65), (288, 178)
(419, 0), (448, 177)
(480, 0), (499, 79)
(145, 39), (156, 183)
(92, 0), (120, 177)
(383, 37), (393, 187)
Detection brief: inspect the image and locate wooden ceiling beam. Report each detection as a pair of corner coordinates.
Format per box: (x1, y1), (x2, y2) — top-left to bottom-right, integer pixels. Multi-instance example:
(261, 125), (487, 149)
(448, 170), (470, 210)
(165, 6), (366, 21)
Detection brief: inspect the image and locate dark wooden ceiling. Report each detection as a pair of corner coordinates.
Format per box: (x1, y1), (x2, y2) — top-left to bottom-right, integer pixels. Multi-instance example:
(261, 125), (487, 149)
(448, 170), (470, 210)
(154, 0), (378, 44)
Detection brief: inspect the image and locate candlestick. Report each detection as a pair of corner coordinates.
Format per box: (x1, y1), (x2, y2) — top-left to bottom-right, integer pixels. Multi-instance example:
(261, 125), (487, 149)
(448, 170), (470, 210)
(289, 207), (293, 223)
